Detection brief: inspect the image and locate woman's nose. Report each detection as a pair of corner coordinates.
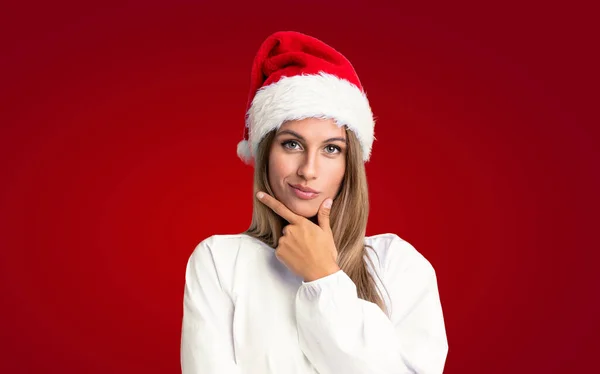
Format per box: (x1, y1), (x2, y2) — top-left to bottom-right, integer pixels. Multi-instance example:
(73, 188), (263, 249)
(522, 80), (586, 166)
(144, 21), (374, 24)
(297, 154), (317, 180)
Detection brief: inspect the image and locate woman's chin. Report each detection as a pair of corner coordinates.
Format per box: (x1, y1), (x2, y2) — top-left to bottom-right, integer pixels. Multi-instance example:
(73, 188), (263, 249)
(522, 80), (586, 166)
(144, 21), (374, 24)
(285, 200), (318, 219)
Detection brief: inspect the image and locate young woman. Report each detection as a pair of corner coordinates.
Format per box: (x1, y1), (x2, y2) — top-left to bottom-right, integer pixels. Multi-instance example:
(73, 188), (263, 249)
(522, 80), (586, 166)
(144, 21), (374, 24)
(180, 31), (448, 374)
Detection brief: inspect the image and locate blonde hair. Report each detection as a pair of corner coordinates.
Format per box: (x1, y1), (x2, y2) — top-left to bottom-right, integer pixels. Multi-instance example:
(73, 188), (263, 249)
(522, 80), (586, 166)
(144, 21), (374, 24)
(243, 125), (387, 313)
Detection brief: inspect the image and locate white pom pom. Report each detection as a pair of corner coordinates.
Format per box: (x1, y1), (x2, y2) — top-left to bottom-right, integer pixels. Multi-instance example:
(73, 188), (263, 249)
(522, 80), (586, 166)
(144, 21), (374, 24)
(236, 139), (253, 164)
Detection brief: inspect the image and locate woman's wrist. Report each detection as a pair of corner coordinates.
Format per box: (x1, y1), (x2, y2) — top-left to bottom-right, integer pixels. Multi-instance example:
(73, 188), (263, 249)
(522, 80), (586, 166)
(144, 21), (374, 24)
(303, 263), (341, 282)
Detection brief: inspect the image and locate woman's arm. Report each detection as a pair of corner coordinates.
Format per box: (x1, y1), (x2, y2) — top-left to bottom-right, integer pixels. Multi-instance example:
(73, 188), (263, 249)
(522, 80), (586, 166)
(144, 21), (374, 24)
(180, 239), (240, 374)
(295, 234), (448, 374)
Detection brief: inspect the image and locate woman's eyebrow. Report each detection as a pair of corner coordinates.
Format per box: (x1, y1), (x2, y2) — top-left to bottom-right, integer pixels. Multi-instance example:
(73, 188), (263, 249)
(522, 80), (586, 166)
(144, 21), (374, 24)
(277, 130), (305, 140)
(277, 129), (347, 143)
(323, 137), (347, 144)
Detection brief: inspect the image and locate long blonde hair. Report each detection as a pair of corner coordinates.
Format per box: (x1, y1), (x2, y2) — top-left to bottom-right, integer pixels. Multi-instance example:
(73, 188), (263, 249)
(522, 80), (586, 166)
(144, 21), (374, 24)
(243, 125), (387, 313)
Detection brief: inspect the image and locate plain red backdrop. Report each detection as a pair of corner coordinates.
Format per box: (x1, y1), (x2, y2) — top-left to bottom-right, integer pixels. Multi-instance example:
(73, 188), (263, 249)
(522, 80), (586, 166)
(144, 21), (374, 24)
(1, 1), (598, 373)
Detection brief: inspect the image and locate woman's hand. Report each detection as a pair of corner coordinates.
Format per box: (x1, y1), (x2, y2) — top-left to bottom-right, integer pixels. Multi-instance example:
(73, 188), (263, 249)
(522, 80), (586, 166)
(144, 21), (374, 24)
(256, 191), (340, 282)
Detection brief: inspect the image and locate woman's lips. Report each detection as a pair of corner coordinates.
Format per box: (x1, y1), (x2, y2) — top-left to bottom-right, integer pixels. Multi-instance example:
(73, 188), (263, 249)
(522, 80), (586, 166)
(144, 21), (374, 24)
(288, 184), (319, 200)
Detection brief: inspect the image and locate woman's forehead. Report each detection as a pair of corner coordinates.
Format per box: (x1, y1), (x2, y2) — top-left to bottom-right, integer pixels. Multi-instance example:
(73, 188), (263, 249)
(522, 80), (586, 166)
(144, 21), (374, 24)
(278, 118), (346, 139)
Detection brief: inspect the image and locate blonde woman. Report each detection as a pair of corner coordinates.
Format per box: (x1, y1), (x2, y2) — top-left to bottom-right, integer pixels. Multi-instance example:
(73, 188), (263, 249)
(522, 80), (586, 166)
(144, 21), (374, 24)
(180, 31), (448, 374)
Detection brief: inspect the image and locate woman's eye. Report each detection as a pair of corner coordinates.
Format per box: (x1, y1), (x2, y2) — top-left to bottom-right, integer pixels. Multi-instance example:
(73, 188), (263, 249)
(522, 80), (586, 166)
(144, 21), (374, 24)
(282, 140), (301, 150)
(325, 145), (341, 154)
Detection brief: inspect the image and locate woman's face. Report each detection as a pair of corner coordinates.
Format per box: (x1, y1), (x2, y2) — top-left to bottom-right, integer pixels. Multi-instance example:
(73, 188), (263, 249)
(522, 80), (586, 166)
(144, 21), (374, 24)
(268, 118), (347, 219)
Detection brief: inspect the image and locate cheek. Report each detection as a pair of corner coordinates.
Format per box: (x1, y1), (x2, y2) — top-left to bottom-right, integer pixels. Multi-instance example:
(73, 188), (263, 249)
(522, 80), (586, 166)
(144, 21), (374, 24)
(326, 161), (346, 191)
(268, 152), (292, 187)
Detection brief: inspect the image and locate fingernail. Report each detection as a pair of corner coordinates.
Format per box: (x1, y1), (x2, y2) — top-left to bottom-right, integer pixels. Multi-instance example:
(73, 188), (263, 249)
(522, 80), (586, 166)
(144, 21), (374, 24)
(257, 192), (264, 199)
(324, 199), (332, 208)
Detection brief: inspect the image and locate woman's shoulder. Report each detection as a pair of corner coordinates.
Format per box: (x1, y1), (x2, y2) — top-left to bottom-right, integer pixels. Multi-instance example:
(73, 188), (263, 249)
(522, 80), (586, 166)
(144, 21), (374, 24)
(191, 233), (269, 253)
(185, 234), (272, 288)
(364, 233), (437, 278)
(187, 233), (271, 264)
(194, 232), (262, 247)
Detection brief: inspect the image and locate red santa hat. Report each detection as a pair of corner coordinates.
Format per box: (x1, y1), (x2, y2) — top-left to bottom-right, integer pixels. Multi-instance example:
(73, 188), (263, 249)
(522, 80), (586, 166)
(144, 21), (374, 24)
(236, 31), (376, 164)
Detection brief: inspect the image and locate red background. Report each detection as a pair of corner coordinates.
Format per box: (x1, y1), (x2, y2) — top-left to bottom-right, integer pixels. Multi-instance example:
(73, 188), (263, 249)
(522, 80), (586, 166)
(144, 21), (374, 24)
(1, 1), (598, 373)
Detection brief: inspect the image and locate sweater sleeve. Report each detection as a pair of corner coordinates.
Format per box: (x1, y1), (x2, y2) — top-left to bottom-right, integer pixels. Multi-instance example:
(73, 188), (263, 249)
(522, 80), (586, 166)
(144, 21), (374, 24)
(180, 238), (240, 374)
(295, 235), (448, 374)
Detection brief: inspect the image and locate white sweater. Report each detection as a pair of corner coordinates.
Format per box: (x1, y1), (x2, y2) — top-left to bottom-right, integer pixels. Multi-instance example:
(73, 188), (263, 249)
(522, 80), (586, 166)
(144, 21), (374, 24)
(180, 233), (448, 374)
